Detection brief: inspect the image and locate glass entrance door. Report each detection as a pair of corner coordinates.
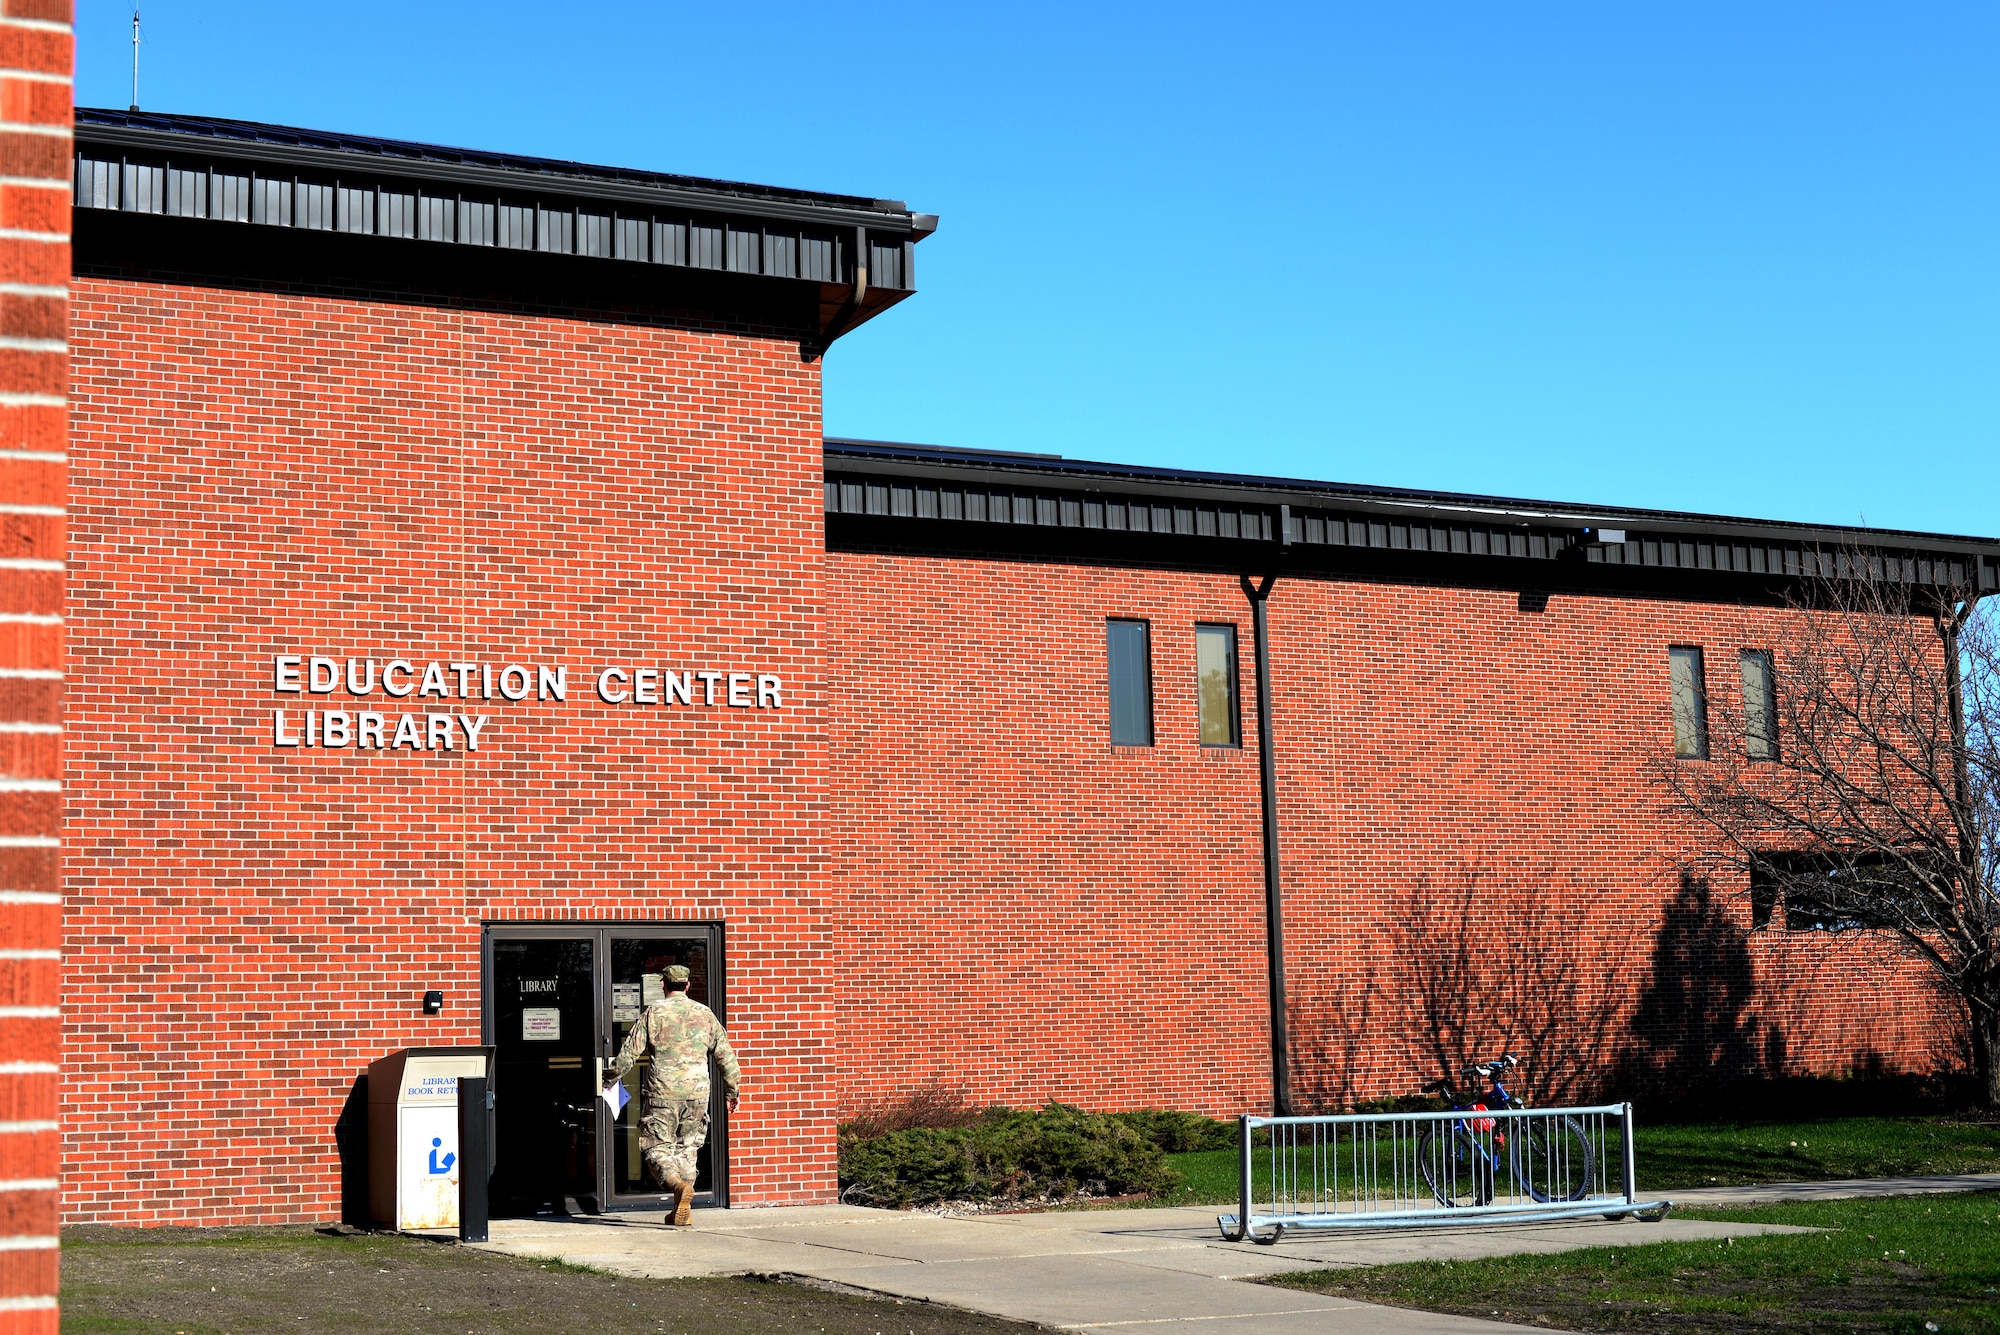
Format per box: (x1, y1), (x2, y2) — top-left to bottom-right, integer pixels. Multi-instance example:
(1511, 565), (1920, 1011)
(606, 934), (719, 1205)
(482, 924), (725, 1214)
(488, 934), (596, 1213)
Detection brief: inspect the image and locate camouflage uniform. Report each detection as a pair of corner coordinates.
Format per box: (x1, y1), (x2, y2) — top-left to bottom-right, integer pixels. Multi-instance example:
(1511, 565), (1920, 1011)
(612, 986), (740, 1189)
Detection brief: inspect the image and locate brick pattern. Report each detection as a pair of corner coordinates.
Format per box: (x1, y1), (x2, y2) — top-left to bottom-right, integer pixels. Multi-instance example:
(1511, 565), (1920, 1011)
(0, 0), (66, 1322)
(65, 278), (832, 1222)
(826, 555), (1939, 1116)
(58, 214), (1943, 1233)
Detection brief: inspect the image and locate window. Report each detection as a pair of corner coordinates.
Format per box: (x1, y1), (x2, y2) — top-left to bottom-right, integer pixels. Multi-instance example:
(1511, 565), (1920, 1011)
(1195, 624), (1238, 747)
(337, 186), (374, 234)
(298, 182), (335, 231)
(122, 162), (163, 214)
(690, 224), (724, 269)
(419, 195), (456, 243)
(653, 220), (687, 266)
(76, 156), (117, 209)
(498, 203), (534, 250)
(1752, 853), (1917, 932)
(1669, 646), (1709, 759)
(537, 205), (574, 254)
(1740, 650), (1777, 761)
(764, 230), (797, 278)
(614, 216), (648, 262)
(165, 168), (205, 218)
(379, 190), (416, 238)
(725, 225), (759, 273)
(460, 199), (496, 247)
(210, 171), (250, 223)
(252, 176), (292, 227)
(1106, 620), (1153, 746)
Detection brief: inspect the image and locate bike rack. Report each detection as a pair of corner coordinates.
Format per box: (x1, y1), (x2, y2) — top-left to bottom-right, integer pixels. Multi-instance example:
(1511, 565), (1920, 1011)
(1218, 1102), (1674, 1243)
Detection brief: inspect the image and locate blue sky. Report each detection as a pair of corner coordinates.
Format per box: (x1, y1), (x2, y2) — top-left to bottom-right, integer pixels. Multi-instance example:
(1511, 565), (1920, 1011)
(74, 3), (1998, 536)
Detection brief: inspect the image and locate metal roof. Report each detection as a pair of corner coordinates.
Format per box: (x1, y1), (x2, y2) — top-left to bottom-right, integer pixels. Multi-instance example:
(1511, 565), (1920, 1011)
(73, 109), (934, 351)
(823, 438), (2000, 605)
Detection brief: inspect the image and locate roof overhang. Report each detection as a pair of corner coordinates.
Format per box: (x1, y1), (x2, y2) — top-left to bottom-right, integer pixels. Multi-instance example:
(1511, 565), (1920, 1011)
(824, 439), (2000, 608)
(73, 110), (933, 352)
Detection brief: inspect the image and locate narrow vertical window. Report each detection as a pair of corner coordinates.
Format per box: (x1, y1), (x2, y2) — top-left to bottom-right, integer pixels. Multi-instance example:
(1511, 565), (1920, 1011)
(1669, 645), (1709, 760)
(1740, 649), (1777, 762)
(1106, 619), (1153, 747)
(1195, 624), (1239, 747)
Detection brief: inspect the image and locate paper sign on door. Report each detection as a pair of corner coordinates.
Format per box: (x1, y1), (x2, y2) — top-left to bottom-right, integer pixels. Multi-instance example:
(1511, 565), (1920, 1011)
(522, 1007), (561, 1041)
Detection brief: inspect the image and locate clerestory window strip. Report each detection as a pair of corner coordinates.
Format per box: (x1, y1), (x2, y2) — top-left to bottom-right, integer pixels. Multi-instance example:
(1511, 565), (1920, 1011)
(72, 151), (906, 289)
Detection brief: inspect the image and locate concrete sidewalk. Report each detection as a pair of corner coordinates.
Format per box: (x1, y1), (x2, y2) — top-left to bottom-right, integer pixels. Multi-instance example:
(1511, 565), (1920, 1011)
(1644, 1170), (2000, 1208)
(470, 1189), (1841, 1334)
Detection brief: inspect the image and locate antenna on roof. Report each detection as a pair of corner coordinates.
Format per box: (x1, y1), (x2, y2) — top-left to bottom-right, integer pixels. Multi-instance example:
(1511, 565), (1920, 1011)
(130, 10), (140, 112)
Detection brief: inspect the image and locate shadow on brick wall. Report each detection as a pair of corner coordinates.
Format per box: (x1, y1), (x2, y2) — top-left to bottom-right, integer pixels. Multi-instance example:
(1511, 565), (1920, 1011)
(1293, 869), (1629, 1111)
(1290, 870), (1957, 1120)
(1614, 873), (1764, 1108)
(334, 1075), (369, 1226)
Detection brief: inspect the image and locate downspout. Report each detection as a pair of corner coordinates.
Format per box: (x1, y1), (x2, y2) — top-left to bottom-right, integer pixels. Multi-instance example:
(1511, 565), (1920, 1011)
(1939, 583), (1990, 1097)
(805, 225), (869, 362)
(1242, 504), (1293, 1116)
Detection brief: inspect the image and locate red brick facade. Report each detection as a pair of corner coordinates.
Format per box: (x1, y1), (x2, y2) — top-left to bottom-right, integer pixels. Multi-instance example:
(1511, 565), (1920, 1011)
(55, 140), (1951, 1232)
(0, 0), (67, 1322)
(826, 555), (1936, 1116)
(64, 277), (834, 1222)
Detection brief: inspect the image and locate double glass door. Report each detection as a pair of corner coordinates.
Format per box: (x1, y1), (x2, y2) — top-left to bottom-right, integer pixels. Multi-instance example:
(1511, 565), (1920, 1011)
(483, 924), (725, 1213)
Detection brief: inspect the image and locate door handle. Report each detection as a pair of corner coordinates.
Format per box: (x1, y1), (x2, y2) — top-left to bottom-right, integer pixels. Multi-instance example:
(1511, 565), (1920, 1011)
(595, 1057), (603, 1092)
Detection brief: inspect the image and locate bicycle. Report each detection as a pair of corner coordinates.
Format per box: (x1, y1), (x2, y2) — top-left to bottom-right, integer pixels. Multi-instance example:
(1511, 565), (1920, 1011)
(1415, 1054), (1596, 1207)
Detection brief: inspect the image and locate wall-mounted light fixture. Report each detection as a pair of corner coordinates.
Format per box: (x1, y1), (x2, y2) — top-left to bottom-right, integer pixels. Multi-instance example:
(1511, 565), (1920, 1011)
(423, 990), (444, 1015)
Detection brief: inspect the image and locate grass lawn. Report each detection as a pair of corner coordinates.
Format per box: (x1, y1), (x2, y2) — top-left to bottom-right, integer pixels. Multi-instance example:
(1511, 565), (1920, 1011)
(60, 1225), (1032, 1335)
(1266, 1189), (2000, 1334)
(1153, 1116), (2000, 1207)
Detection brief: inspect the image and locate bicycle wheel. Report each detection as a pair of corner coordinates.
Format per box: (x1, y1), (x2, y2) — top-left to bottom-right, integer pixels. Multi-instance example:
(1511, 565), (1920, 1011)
(1417, 1123), (1495, 1207)
(1512, 1115), (1596, 1203)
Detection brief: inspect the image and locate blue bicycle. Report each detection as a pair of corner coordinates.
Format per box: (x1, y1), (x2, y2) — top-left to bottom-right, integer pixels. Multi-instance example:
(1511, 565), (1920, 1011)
(1415, 1054), (1596, 1207)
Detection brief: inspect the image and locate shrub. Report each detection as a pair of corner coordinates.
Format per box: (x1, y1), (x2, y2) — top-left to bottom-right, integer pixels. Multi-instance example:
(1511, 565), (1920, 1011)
(839, 1102), (1181, 1209)
(1349, 1093), (1446, 1115)
(838, 1081), (987, 1145)
(1107, 1108), (1237, 1152)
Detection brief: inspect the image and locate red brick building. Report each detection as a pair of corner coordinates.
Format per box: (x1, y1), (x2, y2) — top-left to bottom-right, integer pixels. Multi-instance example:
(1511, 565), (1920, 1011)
(0, 1), (68, 1321)
(61, 109), (2000, 1226)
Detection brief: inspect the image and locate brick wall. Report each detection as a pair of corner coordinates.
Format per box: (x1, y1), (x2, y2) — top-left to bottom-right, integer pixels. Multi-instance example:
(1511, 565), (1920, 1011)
(0, 0), (66, 1323)
(57, 256), (1946, 1229)
(826, 553), (1939, 1117)
(64, 277), (833, 1222)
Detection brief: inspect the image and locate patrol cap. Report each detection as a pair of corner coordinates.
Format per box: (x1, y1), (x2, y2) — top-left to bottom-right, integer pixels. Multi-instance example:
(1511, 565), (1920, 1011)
(663, 964), (691, 983)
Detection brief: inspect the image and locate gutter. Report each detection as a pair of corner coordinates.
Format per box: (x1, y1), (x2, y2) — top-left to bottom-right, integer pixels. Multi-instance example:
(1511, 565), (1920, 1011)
(75, 121), (928, 236)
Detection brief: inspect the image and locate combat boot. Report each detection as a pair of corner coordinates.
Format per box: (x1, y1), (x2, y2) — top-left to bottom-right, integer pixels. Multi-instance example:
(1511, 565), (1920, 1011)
(671, 1176), (695, 1227)
(660, 1173), (692, 1227)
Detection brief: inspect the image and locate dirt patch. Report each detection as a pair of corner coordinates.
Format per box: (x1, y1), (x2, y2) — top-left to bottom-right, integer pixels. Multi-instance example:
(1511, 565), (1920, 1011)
(61, 1225), (1039, 1335)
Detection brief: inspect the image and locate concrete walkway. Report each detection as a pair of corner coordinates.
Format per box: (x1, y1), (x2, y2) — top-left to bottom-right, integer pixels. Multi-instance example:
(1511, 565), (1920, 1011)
(1640, 1170), (2000, 1208)
(469, 1184), (1873, 1334)
(471, 1174), (2000, 1331)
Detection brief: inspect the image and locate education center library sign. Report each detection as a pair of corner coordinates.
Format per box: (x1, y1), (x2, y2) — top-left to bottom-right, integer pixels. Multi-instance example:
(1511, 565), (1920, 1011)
(268, 654), (788, 752)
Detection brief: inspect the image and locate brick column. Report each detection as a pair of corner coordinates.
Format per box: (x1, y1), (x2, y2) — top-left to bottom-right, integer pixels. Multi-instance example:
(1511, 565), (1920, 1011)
(0, 1), (66, 1329)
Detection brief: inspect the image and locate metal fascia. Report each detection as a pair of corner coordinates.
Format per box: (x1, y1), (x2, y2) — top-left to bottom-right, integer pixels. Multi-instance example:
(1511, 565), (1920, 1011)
(76, 124), (921, 235)
(823, 443), (2000, 550)
(823, 453), (2000, 559)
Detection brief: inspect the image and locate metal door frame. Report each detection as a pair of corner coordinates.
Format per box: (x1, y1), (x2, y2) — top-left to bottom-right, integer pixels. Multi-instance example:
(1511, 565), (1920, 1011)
(480, 921), (728, 1211)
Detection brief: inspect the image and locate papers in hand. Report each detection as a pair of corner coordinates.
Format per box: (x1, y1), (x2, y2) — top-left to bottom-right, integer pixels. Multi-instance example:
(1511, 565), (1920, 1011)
(601, 1078), (630, 1115)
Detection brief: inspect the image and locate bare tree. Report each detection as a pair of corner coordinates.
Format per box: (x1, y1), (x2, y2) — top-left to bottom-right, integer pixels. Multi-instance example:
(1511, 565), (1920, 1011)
(1388, 869), (1628, 1105)
(1295, 959), (1378, 1114)
(1648, 560), (1999, 1102)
